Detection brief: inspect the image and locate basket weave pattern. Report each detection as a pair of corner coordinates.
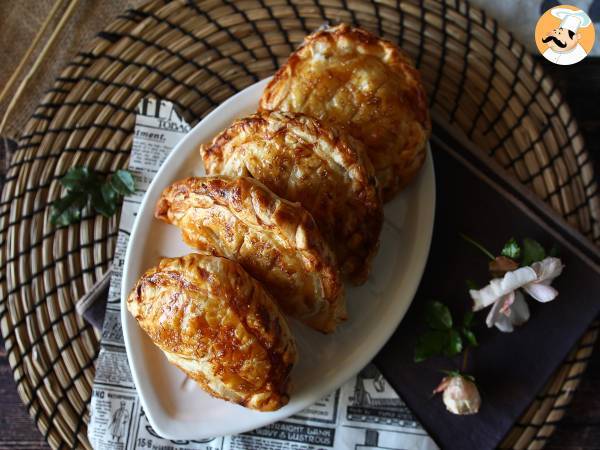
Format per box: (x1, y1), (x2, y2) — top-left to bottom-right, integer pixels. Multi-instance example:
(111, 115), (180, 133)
(0, 1), (598, 448)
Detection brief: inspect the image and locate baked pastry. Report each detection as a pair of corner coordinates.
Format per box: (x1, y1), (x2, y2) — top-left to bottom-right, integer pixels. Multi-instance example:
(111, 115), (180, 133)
(259, 24), (431, 200)
(200, 111), (382, 284)
(155, 176), (346, 333)
(127, 253), (297, 411)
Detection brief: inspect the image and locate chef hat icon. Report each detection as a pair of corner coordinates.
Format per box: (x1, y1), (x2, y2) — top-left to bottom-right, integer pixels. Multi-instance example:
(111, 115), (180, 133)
(551, 8), (592, 33)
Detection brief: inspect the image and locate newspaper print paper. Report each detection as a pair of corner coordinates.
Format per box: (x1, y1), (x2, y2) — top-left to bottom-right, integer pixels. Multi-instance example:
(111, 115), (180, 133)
(88, 98), (438, 450)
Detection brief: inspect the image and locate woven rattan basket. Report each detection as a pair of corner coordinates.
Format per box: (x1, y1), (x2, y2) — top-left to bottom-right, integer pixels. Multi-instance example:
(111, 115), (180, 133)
(1, 1), (598, 449)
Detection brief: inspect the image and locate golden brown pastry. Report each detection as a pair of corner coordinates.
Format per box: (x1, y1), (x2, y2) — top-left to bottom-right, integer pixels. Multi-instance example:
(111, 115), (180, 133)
(200, 111), (382, 284)
(155, 176), (346, 333)
(259, 24), (431, 201)
(127, 253), (297, 411)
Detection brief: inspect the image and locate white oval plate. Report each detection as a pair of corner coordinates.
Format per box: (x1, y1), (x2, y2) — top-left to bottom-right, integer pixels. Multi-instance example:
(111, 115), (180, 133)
(121, 78), (435, 440)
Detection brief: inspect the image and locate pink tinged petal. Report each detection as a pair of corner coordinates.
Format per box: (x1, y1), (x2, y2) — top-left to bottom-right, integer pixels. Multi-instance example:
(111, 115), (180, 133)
(523, 283), (558, 303)
(470, 267), (537, 311)
(485, 292), (514, 329)
(433, 376), (451, 395)
(487, 291), (529, 333)
(493, 313), (515, 333)
(509, 291), (530, 326)
(486, 299), (502, 329)
(531, 257), (564, 283)
(499, 291), (515, 315)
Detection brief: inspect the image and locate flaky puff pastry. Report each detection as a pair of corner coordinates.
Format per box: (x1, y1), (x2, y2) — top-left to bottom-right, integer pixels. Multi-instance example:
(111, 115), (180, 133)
(259, 24), (431, 201)
(200, 111), (382, 284)
(127, 253), (297, 411)
(155, 176), (346, 333)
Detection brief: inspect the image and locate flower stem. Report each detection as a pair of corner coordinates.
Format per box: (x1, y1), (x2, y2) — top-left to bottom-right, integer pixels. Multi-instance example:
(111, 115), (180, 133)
(460, 233), (495, 260)
(461, 347), (470, 372)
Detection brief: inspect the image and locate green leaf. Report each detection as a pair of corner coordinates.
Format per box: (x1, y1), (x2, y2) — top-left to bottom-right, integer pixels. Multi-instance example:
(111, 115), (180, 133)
(461, 311), (478, 346)
(425, 301), (453, 330)
(463, 310), (474, 328)
(110, 170), (135, 195)
(521, 238), (546, 266)
(444, 329), (463, 356)
(91, 189), (117, 217)
(548, 244), (559, 257)
(50, 191), (87, 226)
(414, 330), (446, 362)
(60, 167), (91, 191)
(501, 237), (521, 259)
(462, 328), (478, 347)
(101, 182), (118, 205)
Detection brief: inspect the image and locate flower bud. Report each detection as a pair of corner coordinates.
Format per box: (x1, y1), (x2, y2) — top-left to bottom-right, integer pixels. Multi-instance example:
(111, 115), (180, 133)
(434, 375), (481, 415)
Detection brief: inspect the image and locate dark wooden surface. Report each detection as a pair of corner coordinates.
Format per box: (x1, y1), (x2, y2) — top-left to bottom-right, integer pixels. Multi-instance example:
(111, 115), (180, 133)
(0, 57), (598, 450)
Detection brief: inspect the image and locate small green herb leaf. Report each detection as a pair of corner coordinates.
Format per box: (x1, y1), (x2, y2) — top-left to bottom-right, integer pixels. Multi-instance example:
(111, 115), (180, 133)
(60, 167), (92, 191)
(461, 310), (478, 347)
(425, 301), (453, 330)
(463, 310), (474, 328)
(110, 170), (136, 195)
(101, 183), (118, 205)
(521, 238), (546, 266)
(50, 191), (87, 226)
(548, 244), (559, 257)
(92, 190), (117, 217)
(444, 329), (463, 356)
(414, 330), (446, 362)
(501, 237), (521, 259)
(462, 328), (478, 347)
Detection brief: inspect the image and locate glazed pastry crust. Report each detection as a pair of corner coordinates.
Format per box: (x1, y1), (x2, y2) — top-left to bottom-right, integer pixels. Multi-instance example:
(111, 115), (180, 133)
(127, 253), (297, 411)
(259, 24), (431, 200)
(200, 111), (383, 284)
(155, 176), (346, 333)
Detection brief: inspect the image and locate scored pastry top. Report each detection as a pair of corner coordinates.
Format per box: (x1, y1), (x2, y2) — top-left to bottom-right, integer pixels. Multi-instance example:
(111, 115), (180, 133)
(200, 110), (383, 284)
(260, 23), (431, 200)
(127, 253), (297, 411)
(155, 175), (346, 333)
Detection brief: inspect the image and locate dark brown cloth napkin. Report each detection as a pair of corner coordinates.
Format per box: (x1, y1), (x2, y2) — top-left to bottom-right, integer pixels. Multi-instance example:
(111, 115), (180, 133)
(375, 126), (600, 450)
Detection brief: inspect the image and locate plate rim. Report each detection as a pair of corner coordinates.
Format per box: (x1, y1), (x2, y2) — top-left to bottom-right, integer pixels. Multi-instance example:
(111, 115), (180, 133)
(121, 77), (436, 439)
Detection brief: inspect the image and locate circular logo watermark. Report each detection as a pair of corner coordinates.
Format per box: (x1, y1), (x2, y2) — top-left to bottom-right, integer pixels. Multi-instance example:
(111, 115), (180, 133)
(535, 5), (595, 65)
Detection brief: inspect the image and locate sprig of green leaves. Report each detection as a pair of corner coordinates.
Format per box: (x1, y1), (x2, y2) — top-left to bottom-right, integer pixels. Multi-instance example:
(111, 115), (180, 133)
(414, 301), (478, 362)
(500, 237), (552, 267)
(50, 167), (135, 227)
(463, 233), (555, 268)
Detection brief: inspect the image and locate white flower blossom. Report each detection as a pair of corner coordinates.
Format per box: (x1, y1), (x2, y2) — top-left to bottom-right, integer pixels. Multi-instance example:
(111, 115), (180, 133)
(469, 257), (564, 332)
